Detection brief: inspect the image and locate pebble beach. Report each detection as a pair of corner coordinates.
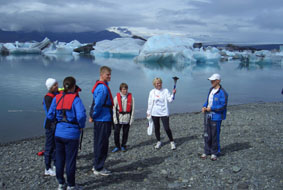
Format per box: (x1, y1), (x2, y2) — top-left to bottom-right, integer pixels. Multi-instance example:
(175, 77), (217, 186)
(0, 102), (283, 190)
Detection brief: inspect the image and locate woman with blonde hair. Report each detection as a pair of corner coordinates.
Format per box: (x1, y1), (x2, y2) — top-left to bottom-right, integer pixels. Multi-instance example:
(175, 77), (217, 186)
(147, 77), (176, 150)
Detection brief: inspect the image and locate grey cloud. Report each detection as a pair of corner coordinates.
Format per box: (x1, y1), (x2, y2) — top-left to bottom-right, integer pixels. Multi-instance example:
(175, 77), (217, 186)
(0, 0), (283, 43)
(254, 9), (283, 30)
(172, 19), (207, 26)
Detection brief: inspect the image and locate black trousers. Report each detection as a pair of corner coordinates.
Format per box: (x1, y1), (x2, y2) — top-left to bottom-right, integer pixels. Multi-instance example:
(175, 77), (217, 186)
(93, 121), (112, 171)
(151, 116), (174, 142)
(44, 124), (56, 170)
(114, 124), (130, 148)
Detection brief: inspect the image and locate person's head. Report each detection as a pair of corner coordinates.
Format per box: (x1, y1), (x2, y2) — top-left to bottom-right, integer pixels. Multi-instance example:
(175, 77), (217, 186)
(45, 78), (58, 93)
(63, 76), (76, 93)
(100, 66), (112, 82)
(119, 83), (128, 95)
(153, 77), (162, 90)
(208, 73), (221, 88)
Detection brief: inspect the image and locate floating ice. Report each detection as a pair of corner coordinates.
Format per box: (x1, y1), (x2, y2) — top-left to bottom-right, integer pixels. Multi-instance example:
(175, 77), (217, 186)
(91, 38), (145, 58)
(42, 40), (82, 55)
(135, 34), (195, 63)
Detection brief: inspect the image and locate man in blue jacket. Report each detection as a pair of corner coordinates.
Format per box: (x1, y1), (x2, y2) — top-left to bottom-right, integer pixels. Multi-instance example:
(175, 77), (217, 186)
(201, 73), (228, 161)
(89, 66), (113, 176)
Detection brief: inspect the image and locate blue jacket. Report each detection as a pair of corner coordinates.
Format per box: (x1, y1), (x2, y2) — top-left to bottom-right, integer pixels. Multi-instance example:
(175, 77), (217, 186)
(91, 82), (113, 122)
(203, 86), (228, 121)
(47, 95), (86, 139)
(43, 93), (57, 129)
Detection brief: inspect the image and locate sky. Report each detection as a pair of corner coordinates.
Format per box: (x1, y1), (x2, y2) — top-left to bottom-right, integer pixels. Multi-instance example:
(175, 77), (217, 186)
(0, 0), (283, 43)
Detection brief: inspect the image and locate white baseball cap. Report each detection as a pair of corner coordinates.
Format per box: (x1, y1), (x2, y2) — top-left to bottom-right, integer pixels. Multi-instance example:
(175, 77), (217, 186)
(208, 73), (221, 81)
(45, 78), (57, 90)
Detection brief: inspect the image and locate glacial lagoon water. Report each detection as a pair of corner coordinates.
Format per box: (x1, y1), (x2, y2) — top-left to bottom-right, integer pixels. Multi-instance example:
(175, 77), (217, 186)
(0, 54), (283, 143)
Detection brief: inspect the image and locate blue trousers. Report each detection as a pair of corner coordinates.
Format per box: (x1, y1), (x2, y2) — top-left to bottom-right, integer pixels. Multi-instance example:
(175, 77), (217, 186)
(55, 137), (79, 187)
(93, 121), (112, 171)
(44, 125), (56, 170)
(204, 118), (222, 155)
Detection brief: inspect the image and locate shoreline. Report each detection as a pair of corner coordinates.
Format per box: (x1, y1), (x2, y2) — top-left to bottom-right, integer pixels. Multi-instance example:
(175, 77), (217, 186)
(1, 101), (283, 189)
(1, 101), (281, 146)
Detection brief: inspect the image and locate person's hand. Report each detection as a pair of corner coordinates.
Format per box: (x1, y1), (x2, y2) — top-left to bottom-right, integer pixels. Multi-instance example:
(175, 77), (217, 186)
(201, 107), (206, 113)
(172, 89), (176, 94)
(89, 117), (93, 123)
(206, 107), (211, 112)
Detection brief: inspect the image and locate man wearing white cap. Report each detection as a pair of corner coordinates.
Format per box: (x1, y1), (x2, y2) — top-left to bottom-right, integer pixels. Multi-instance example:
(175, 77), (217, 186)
(201, 73), (228, 161)
(43, 78), (58, 176)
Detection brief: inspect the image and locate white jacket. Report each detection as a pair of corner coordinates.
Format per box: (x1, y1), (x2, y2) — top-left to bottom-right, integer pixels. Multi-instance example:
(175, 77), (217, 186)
(147, 88), (173, 117)
(113, 93), (135, 125)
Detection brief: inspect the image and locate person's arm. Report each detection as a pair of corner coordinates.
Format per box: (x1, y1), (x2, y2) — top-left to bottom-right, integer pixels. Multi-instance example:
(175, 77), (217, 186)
(211, 91), (228, 112)
(44, 96), (53, 112)
(146, 90), (154, 116)
(92, 86), (107, 119)
(74, 98), (86, 129)
(113, 96), (118, 124)
(130, 97), (135, 125)
(165, 89), (174, 103)
(47, 98), (57, 121)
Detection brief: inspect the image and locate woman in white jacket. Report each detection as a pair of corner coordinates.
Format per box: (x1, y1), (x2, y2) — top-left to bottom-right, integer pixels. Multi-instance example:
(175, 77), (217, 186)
(147, 78), (176, 150)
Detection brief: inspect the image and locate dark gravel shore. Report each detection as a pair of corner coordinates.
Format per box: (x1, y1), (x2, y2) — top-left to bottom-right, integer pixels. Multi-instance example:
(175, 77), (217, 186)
(1, 102), (283, 190)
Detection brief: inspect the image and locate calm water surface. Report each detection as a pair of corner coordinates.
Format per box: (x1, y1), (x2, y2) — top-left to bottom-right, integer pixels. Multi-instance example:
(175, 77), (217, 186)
(0, 54), (282, 142)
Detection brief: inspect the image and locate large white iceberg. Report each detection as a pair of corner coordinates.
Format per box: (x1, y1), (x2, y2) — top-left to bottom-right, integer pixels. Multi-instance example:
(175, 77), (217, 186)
(135, 35), (195, 63)
(91, 38), (145, 58)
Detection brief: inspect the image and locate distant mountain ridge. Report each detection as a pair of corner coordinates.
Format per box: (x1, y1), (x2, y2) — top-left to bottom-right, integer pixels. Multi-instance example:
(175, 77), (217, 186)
(0, 30), (121, 43)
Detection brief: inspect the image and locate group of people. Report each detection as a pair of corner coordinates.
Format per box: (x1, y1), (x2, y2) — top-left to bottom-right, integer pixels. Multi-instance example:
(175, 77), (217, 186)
(42, 65), (228, 190)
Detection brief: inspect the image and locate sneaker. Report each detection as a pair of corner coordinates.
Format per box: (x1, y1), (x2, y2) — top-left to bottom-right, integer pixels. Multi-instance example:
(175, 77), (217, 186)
(45, 168), (56, 176)
(170, 142), (176, 150)
(93, 168), (111, 176)
(112, 147), (120, 153)
(211, 154), (217, 161)
(67, 185), (82, 190)
(58, 184), (67, 190)
(121, 146), (126, 152)
(154, 141), (162, 149)
(200, 153), (207, 160)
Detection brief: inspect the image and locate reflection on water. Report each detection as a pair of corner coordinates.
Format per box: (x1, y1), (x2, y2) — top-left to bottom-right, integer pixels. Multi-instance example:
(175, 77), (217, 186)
(237, 60), (282, 70)
(1, 54), (283, 142)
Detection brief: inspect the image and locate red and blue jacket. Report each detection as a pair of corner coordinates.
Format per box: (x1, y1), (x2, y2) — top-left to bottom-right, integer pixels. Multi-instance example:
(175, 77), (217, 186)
(90, 81), (113, 122)
(43, 92), (57, 129)
(47, 92), (86, 139)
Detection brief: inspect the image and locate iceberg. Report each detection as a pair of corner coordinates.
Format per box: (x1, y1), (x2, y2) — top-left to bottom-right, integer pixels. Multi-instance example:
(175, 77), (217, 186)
(42, 40), (82, 55)
(91, 38), (145, 58)
(2, 42), (41, 55)
(135, 34), (195, 63)
(193, 47), (220, 63)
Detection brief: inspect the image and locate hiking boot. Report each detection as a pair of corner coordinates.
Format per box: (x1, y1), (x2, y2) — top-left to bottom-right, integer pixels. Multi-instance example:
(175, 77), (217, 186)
(67, 185), (82, 190)
(45, 168), (56, 176)
(58, 184), (67, 190)
(111, 147), (120, 153)
(93, 168), (111, 176)
(170, 141), (176, 150)
(154, 141), (162, 149)
(121, 146), (127, 152)
(211, 154), (217, 161)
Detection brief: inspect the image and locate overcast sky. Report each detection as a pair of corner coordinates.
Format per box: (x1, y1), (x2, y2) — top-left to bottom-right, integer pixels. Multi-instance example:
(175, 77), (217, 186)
(0, 0), (282, 43)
